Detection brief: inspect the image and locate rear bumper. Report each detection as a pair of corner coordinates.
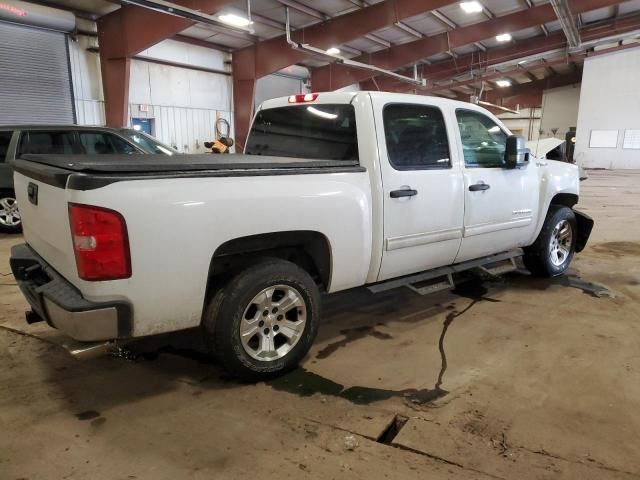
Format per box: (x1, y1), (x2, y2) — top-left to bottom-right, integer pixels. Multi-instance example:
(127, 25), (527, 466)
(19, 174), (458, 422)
(9, 243), (132, 342)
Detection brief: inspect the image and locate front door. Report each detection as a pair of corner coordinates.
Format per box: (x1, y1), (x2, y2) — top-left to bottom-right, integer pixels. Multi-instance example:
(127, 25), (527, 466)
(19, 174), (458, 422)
(376, 101), (464, 281)
(453, 109), (539, 262)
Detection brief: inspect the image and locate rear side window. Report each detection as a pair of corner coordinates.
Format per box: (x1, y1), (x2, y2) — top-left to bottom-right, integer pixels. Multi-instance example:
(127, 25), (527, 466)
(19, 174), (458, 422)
(78, 132), (138, 155)
(18, 131), (77, 155)
(383, 104), (450, 170)
(0, 132), (12, 162)
(245, 104), (358, 161)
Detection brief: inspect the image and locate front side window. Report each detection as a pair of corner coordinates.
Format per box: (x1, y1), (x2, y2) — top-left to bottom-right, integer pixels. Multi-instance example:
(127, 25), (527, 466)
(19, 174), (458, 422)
(456, 109), (508, 168)
(18, 131), (77, 156)
(0, 132), (12, 162)
(245, 104), (358, 161)
(78, 132), (138, 155)
(383, 104), (450, 170)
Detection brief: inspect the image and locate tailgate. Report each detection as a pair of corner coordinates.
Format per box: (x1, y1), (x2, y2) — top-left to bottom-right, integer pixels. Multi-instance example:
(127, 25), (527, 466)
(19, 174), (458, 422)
(13, 171), (79, 284)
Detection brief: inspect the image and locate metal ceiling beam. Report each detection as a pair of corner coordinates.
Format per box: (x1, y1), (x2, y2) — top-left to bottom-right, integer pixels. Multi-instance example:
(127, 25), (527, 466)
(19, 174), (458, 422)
(550, 0), (581, 49)
(484, 71), (582, 103)
(311, 0), (628, 91)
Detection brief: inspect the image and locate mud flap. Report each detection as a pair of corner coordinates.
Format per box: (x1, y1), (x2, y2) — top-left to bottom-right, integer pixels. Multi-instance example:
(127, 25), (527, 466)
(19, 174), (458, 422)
(574, 209), (594, 253)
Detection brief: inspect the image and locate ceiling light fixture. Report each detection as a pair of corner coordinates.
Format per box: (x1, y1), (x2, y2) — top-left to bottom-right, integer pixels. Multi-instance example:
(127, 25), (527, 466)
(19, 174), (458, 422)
(218, 13), (253, 27)
(326, 47), (341, 55)
(460, 1), (483, 14)
(496, 33), (512, 42)
(496, 79), (512, 87)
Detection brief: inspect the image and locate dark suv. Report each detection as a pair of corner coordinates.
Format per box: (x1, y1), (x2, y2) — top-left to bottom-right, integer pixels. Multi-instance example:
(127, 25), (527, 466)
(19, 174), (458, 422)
(0, 125), (177, 233)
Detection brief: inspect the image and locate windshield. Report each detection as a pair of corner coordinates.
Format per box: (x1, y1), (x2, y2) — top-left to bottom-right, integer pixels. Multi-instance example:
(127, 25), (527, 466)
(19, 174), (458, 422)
(120, 130), (177, 155)
(245, 104), (358, 161)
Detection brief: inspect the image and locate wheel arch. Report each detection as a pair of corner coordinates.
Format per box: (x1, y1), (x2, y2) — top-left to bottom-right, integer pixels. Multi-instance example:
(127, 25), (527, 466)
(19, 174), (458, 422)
(204, 231), (332, 308)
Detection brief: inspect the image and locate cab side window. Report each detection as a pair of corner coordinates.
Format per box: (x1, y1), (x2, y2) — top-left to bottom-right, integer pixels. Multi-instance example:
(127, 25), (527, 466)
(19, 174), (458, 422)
(78, 132), (138, 155)
(383, 104), (451, 170)
(456, 109), (508, 168)
(0, 132), (12, 162)
(18, 131), (77, 155)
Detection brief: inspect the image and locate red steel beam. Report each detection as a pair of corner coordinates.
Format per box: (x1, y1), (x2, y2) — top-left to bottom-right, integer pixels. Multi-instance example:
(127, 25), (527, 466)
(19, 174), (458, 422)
(97, 1), (234, 127)
(485, 71), (582, 104)
(359, 11), (640, 94)
(233, 0), (462, 149)
(311, 0), (627, 91)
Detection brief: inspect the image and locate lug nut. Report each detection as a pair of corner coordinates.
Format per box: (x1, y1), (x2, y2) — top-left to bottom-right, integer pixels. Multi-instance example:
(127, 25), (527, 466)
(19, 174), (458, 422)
(272, 307), (278, 314)
(277, 315), (283, 321)
(258, 320), (264, 327)
(263, 328), (270, 335)
(263, 310), (269, 317)
(273, 325), (279, 332)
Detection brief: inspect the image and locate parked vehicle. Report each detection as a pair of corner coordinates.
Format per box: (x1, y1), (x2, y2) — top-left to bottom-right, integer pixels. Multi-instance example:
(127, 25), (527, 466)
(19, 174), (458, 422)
(9, 92), (593, 379)
(0, 125), (177, 233)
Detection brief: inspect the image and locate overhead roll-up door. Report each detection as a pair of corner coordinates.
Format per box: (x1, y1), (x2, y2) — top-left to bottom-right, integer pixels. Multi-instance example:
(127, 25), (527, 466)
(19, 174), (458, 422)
(0, 1), (76, 124)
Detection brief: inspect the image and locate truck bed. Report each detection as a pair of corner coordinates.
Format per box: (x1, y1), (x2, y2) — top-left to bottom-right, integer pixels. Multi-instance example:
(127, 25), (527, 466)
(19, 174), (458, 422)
(12, 154), (365, 190)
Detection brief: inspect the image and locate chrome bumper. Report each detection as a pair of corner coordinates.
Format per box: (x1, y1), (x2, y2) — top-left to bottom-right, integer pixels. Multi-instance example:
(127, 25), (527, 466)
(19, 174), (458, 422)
(9, 244), (132, 342)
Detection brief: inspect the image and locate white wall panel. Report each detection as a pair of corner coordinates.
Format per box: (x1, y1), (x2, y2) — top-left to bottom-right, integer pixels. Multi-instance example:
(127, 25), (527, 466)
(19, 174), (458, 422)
(575, 48), (640, 169)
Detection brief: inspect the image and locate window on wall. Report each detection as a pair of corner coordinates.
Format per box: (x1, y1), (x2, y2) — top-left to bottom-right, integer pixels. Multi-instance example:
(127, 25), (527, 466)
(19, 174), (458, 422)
(456, 109), (508, 168)
(383, 104), (451, 170)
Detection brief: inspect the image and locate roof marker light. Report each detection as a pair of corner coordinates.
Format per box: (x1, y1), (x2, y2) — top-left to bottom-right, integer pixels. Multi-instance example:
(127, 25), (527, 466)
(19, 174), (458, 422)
(288, 93), (319, 103)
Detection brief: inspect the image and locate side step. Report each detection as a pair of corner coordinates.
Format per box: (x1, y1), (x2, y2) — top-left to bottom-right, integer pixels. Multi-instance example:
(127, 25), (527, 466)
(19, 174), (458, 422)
(368, 249), (522, 296)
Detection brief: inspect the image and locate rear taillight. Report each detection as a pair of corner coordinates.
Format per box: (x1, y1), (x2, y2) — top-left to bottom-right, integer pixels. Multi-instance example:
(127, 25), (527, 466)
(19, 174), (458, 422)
(68, 203), (131, 281)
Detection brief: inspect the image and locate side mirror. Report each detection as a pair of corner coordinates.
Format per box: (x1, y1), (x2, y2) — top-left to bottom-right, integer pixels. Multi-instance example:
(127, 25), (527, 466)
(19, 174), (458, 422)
(504, 135), (529, 169)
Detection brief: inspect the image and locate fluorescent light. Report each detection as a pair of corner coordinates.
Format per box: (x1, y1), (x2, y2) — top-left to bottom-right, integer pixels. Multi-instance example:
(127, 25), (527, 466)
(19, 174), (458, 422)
(496, 80), (512, 87)
(326, 47), (341, 55)
(307, 106), (338, 120)
(460, 1), (483, 13)
(218, 13), (253, 27)
(496, 33), (512, 42)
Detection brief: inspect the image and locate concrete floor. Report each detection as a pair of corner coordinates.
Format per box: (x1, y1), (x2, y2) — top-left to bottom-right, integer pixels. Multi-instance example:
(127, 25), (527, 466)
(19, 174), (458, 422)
(2, 170), (640, 479)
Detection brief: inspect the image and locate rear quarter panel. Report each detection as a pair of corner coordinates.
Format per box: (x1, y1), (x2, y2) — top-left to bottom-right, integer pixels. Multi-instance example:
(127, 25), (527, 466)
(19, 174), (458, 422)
(67, 172), (373, 337)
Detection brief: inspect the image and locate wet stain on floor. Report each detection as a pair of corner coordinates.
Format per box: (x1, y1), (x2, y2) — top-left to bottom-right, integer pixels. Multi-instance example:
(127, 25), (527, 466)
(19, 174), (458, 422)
(316, 326), (392, 359)
(591, 241), (640, 257)
(272, 294), (484, 406)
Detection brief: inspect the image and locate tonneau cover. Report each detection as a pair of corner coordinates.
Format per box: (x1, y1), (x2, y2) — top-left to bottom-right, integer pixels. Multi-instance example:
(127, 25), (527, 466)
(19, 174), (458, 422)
(19, 154), (359, 173)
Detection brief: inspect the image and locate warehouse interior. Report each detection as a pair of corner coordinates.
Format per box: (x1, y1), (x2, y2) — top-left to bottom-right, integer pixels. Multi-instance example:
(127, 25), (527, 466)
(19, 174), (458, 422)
(2, 0), (640, 479)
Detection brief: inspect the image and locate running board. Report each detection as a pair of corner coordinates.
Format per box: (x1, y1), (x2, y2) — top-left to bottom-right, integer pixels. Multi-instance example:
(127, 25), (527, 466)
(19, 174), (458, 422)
(368, 249), (522, 296)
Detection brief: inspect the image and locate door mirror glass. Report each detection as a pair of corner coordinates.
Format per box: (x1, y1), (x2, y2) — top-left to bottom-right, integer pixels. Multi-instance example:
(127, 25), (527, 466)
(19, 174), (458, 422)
(504, 135), (530, 169)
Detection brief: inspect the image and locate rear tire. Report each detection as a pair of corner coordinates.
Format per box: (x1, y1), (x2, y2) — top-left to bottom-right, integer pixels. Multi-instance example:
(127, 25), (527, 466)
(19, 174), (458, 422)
(0, 190), (22, 234)
(523, 206), (576, 277)
(202, 259), (320, 381)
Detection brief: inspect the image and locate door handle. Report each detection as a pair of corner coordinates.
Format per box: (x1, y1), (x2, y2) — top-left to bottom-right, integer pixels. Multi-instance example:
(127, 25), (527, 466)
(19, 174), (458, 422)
(390, 188), (418, 198)
(469, 183), (490, 192)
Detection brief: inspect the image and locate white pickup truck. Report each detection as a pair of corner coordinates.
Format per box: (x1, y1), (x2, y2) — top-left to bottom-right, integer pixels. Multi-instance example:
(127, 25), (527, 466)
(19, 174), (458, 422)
(10, 91), (593, 379)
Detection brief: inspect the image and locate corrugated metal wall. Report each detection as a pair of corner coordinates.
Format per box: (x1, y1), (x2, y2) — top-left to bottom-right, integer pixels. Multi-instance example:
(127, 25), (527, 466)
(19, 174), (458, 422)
(0, 22), (74, 124)
(68, 33), (234, 153)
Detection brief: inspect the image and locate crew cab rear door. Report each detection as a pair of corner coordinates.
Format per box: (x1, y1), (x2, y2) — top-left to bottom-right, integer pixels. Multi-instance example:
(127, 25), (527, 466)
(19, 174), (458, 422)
(373, 97), (465, 281)
(453, 108), (539, 262)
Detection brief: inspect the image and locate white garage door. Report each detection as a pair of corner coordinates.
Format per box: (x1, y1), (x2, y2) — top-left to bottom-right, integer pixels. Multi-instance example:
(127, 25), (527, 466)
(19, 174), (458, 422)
(0, 22), (74, 124)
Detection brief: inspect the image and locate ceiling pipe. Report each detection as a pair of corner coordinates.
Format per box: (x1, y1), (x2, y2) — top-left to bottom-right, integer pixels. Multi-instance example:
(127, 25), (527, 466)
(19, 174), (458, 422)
(284, 7), (426, 88)
(476, 100), (520, 114)
(119, 0), (255, 34)
(550, 0), (581, 50)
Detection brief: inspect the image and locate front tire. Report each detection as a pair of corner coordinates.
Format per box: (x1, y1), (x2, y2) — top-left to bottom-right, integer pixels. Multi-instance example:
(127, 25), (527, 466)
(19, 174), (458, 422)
(523, 206), (577, 277)
(0, 190), (21, 234)
(202, 259), (321, 380)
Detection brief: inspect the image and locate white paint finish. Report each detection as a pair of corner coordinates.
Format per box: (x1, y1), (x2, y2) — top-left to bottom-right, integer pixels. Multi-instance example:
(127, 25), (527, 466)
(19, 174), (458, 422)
(68, 173), (370, 336)
(15, 92), (582, 340)
(575, 47), (640, 169)
(369, 94), (464, 281)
